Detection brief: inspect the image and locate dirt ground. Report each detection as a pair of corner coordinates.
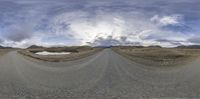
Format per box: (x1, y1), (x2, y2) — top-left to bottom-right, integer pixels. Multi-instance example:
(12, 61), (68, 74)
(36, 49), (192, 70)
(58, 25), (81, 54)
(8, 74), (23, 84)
(0, 49), (15, 56)
(113, 47), (200, 67)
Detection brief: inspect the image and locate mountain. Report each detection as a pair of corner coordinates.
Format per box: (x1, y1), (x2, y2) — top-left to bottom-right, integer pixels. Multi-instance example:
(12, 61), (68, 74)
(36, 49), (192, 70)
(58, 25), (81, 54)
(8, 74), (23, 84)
(27, 45), (45, 49)
(0, 45), (4, 49)
(0, 45), (12, 49)
(176, 45), (200, 49)
(147, 45), (162, 48)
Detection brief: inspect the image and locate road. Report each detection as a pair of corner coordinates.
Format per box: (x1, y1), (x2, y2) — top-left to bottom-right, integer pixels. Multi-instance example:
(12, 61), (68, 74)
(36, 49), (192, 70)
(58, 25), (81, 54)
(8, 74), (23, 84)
(0, 49), (200, 99)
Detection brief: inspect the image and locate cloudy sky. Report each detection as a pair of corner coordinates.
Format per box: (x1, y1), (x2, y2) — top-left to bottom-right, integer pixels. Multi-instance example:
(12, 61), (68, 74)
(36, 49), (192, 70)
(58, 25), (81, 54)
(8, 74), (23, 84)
(0, 0), (200, 48)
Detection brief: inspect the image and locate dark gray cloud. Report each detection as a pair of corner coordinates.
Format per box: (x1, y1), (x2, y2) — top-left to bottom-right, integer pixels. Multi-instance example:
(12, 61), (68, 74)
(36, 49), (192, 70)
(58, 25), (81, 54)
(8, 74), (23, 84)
(3, 24), (33, 42)
(89, 36), (120, 46)
(88, 36), (141, 46)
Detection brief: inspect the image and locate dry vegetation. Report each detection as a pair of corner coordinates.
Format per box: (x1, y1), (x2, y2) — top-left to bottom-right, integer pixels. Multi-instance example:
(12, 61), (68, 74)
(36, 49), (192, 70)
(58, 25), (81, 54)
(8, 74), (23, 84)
(0, 49), (15, 56)
(18, 46), (103, 62)
(0, 49), (9, 56)
(113, 46), (200, 67)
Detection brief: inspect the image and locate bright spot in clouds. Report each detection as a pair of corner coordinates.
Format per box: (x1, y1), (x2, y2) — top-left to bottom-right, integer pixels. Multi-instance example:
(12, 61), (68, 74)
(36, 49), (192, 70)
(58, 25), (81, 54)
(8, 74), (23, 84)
(69, 17), (126, 45)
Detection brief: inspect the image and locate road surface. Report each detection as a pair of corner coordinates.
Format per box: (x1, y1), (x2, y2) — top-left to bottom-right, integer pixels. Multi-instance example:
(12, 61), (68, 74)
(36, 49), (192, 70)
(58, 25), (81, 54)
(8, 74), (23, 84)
(0, 49), (200, 99)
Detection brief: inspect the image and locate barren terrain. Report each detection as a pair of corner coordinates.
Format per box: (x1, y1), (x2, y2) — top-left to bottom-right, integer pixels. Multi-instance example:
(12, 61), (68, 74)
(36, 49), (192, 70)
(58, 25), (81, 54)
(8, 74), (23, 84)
(113, 47), (200, 67)
(0, 49), (16, 57)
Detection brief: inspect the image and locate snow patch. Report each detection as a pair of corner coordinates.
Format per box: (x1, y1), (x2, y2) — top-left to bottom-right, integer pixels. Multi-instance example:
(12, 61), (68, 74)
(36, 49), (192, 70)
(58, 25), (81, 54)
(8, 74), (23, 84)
(35, 51), (71, 55)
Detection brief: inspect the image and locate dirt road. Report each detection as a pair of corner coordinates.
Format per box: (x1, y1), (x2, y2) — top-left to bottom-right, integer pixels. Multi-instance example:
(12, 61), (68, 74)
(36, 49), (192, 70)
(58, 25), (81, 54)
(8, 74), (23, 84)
(0, 49), (200, 99)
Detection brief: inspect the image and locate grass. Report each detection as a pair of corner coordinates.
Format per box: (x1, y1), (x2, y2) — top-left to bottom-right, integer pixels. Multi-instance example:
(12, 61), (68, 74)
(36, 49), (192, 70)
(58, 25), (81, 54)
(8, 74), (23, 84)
(18, 46), (103, 62)
(113, 47), (200, 67)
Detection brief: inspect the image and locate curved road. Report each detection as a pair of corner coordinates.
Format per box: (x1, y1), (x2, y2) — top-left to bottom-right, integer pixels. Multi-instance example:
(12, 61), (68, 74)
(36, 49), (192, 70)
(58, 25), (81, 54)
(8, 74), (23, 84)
(0, 49), (200, 99)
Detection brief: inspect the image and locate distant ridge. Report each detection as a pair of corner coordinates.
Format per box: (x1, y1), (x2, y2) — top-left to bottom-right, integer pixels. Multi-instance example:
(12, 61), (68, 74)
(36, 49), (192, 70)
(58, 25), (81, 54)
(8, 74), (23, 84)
(0, 45), (12, 49)
(176, 45), (200, 49)
(0, 45), (4, 49)
(147, 45), (162, 48)
(112, 45), (162, 48)
(27, 45), (45, 49)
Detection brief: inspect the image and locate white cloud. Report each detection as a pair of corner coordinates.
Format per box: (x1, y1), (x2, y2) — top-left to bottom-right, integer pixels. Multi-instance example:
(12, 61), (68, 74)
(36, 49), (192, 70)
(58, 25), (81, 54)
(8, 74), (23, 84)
(151, 14), (183, 26)
(69, 17), (126, 45)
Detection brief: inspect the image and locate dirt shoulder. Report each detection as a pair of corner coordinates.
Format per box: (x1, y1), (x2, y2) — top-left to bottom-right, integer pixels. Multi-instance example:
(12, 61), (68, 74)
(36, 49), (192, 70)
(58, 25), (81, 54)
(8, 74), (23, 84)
(0, 49), (16, 57)
(113, 47), (200, 67)
(18, 47), (103, 62)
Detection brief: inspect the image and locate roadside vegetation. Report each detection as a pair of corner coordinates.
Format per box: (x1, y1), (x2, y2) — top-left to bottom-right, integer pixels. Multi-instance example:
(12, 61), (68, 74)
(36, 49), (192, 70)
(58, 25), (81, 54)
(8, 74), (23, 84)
(0, 48), (16, 56)
(0, 45), (15, 56)
(113, 46), (200, 67)
(0, 49), (11, 56)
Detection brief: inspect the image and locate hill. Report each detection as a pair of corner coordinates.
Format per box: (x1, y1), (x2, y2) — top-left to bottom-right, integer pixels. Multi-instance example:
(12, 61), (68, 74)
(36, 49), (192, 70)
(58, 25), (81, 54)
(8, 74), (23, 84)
(176, 45), (200, 49)
(27, 45), (45, 49)
(0, 45), (12, 49)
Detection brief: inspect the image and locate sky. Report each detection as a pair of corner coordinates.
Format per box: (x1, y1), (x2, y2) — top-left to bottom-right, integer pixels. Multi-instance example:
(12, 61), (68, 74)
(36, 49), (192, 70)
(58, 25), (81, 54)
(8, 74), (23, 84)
(0, 0), (200, 48)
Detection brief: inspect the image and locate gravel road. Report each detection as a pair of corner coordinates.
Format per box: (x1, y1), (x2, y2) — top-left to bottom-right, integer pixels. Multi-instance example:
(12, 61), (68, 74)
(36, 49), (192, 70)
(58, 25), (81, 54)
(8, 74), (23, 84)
(0, 49), (200, 99)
